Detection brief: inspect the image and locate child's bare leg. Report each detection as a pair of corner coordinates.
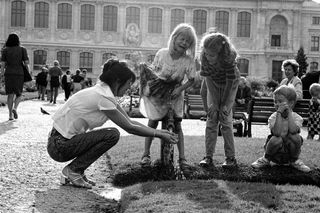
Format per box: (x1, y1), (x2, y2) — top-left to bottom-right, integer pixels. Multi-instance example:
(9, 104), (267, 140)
(264, 136), (283, 160)
(142, 120), (158, 158)
(175, 121), (185, 161)
(287, 134), (302, 162)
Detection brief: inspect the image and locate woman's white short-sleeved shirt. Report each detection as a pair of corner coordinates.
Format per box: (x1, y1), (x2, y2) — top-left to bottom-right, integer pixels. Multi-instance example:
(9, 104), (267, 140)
(52, 82), (117, 139)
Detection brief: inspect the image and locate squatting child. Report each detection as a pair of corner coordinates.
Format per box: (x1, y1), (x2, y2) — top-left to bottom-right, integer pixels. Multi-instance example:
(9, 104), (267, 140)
(251, 85), (310, 172)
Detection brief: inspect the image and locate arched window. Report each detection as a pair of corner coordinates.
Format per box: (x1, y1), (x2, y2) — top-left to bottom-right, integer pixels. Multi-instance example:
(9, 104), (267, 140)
(126, 7), (140, 27)
(57, 3), (72, 29)
(215, 11), (229, 35)
(34, 2), (49, 28)
(80, 4), (95, 30)
(103, 5), (117, 32)
(148, 8), (162, 34)
(11, 0), (26, 27)
(171, 9), (185, 32)
(237, 58), (249, 76)
(237, 12), (251, 37)
(79, 52), (93, 72)
(57, 51), (70, 71)
(310, 62), (319, 71)
(33, 50), (47, 71)
(270, 15), (288, 48)
(193, 9), (207, 35)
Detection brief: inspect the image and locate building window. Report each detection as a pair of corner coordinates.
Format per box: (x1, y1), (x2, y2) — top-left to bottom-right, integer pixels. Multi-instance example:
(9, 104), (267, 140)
(11, 0), (26, 27)
(193, 9), (207, 35)
(237, 58), (249, 76)
(215, 11), (229, 35)
(103, 5), (117, 32)
(102, 53), (116, 64)
(312, 17), (320, 25)
(79, 52), (93, 72)
(310, 62), (319, 71)
(126, 7), (140, 27)
(271, 35), (281, 47)
(80, 4), (95, 30)
(237, 12), (251, 37)
(311, 36), (320, 51)
(33, 50), (47, 71)
(57, 51), (70, 71)
(57, 3), (72, 29)
(171, 9), (185, 32)
(148, 8), (162, 34)
(34, 2), (49, 28)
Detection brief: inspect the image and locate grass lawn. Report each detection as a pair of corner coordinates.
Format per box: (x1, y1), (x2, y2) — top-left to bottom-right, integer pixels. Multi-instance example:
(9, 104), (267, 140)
(101, 135), (320, 212)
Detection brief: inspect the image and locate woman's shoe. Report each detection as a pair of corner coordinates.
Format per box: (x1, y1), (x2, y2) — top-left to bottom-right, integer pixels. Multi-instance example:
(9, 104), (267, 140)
(81, 174), (96, 186)
(12, 109), (18, 119)
(61, 166), (92, 189)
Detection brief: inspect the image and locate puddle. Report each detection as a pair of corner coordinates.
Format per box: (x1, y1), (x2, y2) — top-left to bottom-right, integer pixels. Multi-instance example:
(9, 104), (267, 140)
(100, 183), (122, 201)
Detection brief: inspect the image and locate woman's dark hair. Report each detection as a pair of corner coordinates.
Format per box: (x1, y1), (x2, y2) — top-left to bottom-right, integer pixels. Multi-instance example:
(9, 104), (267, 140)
(5, 33), (20, 47)
(99, 59), (136, 87)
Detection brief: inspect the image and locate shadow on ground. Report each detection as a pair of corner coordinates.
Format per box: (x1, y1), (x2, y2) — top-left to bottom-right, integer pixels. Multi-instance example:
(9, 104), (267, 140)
(34, 186), (119, 213)
(111, 163), (320, 188)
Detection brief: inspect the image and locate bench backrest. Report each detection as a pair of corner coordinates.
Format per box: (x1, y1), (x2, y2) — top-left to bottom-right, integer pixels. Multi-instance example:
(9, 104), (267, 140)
(248, 97), (309, 125)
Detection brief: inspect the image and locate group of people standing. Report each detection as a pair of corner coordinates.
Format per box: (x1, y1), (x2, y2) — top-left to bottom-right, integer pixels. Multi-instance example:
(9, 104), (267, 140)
(35, 62), (91, 103)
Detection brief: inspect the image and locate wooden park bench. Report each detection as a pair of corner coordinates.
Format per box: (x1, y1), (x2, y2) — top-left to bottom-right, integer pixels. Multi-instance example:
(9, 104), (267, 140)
(184, 93), (249, 137)
(247, 97), (310, 137)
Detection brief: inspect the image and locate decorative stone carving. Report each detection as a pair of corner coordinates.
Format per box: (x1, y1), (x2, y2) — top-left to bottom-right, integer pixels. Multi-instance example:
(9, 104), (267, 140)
(124, 23), (141, 46)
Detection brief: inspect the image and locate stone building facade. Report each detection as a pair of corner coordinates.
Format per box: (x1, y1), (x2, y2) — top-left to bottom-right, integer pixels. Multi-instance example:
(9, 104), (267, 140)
(1, 0), (320, 82)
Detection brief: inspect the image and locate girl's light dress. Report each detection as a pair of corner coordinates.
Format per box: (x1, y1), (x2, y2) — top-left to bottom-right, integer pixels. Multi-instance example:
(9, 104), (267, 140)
(139, 48), (196, 120)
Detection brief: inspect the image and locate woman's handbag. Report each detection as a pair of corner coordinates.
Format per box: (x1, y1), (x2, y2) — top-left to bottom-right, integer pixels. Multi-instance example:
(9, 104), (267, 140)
(21, 47), (32, 82)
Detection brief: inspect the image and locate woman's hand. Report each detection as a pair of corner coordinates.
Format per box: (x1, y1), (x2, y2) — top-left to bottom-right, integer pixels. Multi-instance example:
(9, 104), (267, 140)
(157, 130), (178, 144)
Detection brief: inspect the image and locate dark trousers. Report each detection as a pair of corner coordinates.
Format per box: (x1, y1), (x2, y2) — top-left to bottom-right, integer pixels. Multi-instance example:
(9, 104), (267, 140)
(47, 127), (120, 173)
(64, 83), (71, 100)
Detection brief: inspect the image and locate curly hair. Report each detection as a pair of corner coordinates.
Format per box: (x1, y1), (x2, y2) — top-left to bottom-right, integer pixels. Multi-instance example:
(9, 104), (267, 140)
(282, 59), (299, 76)
(200, 32), (238, 67)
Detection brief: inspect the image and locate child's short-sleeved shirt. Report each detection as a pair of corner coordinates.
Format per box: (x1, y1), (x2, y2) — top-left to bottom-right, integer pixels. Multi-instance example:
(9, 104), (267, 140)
(268, 111), (303, 131)
(140, 48), (196, 120)
(52, 82), (117, 139)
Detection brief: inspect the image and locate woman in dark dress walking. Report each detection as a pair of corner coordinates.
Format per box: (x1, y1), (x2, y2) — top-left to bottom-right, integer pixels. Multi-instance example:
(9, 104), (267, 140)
(0, 33), (30, 120)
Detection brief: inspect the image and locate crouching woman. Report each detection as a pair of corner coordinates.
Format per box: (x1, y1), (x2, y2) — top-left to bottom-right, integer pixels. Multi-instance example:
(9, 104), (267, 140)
(47, 59), (178, 189)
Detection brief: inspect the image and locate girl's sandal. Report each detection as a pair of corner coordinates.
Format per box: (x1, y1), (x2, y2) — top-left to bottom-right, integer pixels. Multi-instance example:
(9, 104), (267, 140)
(61, 167), (92, 189)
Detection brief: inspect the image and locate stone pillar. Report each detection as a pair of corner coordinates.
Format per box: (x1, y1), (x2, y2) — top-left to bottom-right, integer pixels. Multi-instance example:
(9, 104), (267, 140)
(50, 2), (57, 42)
(73, 1), (80, 41)
(118, 4), (126, 46)
(230, 8), (237, 38)
(208, 7), (215, 29)
(26, 1), (33, 40)
(95, 2), (103, 43)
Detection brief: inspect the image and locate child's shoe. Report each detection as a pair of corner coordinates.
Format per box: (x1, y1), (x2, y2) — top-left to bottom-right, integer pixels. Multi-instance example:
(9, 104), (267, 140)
(222, 157), (237, 168)
(251, 157), (270, 168)
(199, 157), (213, 167)
(290, 159), (311, 173)
(140, 155), (151, 167)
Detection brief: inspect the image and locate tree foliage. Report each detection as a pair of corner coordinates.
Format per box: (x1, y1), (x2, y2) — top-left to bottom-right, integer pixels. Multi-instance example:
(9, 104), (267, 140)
(295, 47), (309, 78)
